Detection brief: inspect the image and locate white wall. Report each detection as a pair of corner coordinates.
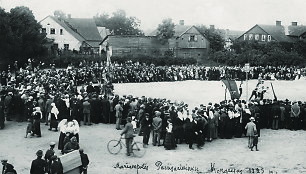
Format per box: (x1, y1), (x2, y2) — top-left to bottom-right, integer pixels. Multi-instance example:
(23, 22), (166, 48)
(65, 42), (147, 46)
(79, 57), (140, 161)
(40, 16), (82, 50)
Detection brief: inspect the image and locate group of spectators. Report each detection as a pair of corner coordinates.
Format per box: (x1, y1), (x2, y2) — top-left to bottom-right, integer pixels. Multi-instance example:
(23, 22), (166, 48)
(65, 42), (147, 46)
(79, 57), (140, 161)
(0, 60), (306, 173)
(73, 61), (306, 83)
(1, 60), (306, 89)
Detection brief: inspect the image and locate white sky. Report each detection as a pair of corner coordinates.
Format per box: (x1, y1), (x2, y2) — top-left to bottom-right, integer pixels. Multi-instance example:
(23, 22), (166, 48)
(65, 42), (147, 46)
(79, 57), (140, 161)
(1, 0), (306, 33)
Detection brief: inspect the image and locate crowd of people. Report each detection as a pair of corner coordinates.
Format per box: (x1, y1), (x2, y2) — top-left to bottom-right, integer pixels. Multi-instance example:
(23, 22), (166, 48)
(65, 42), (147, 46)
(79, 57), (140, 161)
(1, 60), (306, 88)
(0, 60), (306, 173)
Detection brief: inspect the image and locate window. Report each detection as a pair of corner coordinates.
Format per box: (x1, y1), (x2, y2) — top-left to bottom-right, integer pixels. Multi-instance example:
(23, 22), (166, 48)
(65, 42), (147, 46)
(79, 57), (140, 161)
(64, 44), (69, 50)
(249, 34), (253, 40)
(244, 34), (247, 40)
(189, 35), (195, 41)
(60, 29), (63, 35)
(41, 28), (46, 33)
(255, 34), (259, 40)
(261, 35), (266, 41)
(268, 35), (271, 41)
(50, 28), (55, 34)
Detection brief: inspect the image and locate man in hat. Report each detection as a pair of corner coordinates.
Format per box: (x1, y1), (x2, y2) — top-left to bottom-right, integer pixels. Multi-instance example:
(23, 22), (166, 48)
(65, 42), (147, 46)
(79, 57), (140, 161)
(49, 155), (63, 174)
(4, 92), (13, 121)
(245, 117), (257, 148)
(79, 149), (89, 174)
(120, 117), (134, 156)
(82, 97), (91, 126)
(45, 142), (56, 173)
(140, 113), (152, 148)
(152, 111), (162, 146)
(115, 101), (123, 130)
(30, 150), (47, 174)
(45, 95), (54, 126)
(1, 159), (17, 174)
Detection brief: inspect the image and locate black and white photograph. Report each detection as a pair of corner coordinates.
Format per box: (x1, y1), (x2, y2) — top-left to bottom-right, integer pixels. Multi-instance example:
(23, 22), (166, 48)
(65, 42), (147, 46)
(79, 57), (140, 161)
(1, 0), (306, 173)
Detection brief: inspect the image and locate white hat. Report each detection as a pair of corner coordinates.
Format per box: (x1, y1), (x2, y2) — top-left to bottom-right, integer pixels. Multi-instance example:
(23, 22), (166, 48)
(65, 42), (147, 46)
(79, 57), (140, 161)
(250, 117), (255, 121)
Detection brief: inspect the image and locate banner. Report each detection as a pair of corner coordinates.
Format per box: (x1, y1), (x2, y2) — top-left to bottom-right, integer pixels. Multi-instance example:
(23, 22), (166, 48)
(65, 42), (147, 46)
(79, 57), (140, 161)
(222, 79), (240, 100)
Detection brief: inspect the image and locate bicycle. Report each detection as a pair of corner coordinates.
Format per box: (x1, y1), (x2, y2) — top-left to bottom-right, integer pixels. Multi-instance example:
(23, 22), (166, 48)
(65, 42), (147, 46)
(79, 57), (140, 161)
(107, 136), (146, 157)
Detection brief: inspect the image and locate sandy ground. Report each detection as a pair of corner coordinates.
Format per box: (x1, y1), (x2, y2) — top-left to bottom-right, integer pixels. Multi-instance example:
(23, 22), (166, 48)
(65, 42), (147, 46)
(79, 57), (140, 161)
(1, 80), (306, 174)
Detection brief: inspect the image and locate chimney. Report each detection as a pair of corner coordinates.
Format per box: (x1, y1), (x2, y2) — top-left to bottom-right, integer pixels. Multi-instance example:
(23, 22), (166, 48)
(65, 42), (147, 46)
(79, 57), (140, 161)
(68, 14), (71, 19)
(291, 22), (297, 26)
(210, 25), (215, 30)
(276, 20), (281, 26)
(179, 20), (184, 26)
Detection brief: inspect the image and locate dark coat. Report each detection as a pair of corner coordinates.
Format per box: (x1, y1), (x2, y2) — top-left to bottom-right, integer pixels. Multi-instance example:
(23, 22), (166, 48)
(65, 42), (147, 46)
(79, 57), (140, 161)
(30, 158), (47, 174)
(50, 160), (63, 174)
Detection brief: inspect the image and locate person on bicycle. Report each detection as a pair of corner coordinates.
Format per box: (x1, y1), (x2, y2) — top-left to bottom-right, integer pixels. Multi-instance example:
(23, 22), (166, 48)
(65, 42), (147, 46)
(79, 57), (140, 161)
(120, 117), (134, 156)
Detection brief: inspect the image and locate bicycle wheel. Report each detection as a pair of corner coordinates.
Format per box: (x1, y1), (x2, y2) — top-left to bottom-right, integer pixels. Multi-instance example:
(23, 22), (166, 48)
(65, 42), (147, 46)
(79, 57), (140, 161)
(107, 140), (122, 154)
(132, 142), (146, 157)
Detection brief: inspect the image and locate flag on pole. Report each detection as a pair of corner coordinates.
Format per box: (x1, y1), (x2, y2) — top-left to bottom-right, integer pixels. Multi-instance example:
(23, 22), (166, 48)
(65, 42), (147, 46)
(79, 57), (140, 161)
(222, 79), (240, 100)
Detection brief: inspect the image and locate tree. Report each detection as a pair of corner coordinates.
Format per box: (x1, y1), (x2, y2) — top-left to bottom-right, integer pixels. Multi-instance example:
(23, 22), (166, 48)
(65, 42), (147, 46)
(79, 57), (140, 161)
(94, 9), (144, 35)
(196, 25), (225, 53)
(0, 8), (14, 61)
(54, 10), (67, 19)
(156, 18), (175, 43)
(8, 6), (46, 62)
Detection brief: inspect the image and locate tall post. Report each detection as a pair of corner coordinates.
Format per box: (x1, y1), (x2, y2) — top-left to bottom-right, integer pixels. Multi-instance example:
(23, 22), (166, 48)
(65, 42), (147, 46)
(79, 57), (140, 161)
(246, 71), (248, 101)
(245, 63), (250, 101)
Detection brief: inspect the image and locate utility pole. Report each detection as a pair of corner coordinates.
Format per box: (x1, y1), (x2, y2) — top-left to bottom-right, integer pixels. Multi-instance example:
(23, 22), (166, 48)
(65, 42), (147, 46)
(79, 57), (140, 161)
(245, 63), (250, 101)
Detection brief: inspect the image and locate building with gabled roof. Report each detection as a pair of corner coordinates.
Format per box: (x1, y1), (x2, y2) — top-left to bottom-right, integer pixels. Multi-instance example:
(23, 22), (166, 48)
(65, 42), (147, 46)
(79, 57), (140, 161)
(237, 21), (306, 43)
(39, 15), (102, 54)
(148, 20), (210, 59)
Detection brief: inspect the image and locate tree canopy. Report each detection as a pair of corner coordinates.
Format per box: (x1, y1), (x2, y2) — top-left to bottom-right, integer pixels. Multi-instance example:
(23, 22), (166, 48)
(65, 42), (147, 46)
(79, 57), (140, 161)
(156, 18), (175, 41)
(0, 6), (46, 64)
(94, 9), (144, 35)
(196, 25), (225, 53)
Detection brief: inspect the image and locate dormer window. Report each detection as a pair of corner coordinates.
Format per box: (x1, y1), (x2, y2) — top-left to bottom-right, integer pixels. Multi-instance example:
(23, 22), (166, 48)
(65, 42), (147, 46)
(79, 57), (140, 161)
(60, 29), (63, 35)
(244, 34), (247, 40)
(249, 34), (253, 40)
(261, 35), (266, 41)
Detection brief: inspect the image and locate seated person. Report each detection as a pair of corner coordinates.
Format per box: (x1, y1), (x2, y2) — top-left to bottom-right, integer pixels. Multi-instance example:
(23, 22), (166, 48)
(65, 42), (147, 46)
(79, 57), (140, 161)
(62, 136), (80, 154)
